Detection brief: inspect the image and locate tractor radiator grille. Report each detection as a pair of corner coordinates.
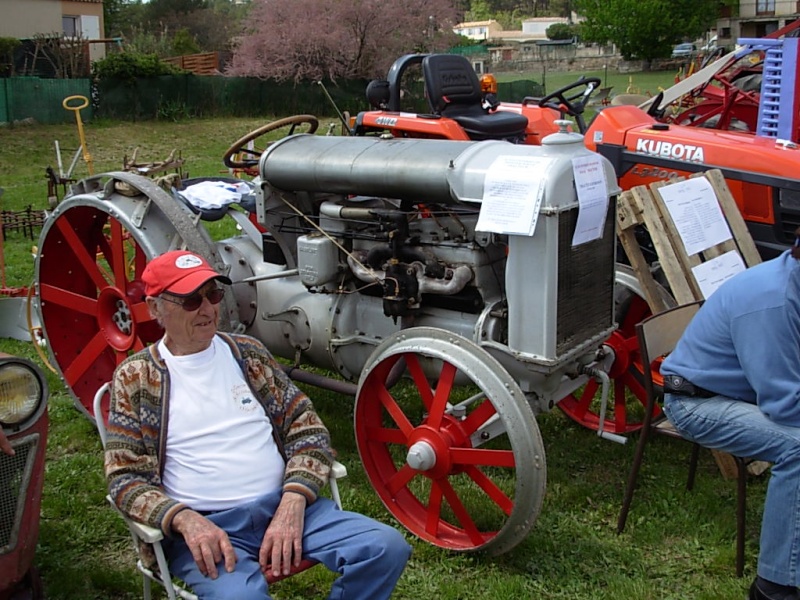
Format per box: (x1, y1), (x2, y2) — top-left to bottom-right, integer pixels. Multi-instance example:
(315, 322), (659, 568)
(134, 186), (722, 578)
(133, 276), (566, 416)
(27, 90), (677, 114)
(556, 206), (615, 355)
(0, 433), (39, 554)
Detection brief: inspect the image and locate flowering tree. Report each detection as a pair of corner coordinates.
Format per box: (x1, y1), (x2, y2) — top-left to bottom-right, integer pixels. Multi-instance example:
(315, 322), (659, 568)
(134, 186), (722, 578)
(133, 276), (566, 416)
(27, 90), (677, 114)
(227, 0), (460, 82)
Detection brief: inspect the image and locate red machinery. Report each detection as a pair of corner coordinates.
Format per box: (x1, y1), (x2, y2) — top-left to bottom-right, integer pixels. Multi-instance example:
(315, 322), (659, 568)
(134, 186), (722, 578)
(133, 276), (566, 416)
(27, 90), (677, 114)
(0, 354), (49, 600)
(350, 46), (800, 436)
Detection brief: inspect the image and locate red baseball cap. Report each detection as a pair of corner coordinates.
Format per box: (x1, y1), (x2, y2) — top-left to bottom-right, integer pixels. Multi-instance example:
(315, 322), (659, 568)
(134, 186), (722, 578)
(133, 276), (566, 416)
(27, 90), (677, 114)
(142, 251), (231, 297)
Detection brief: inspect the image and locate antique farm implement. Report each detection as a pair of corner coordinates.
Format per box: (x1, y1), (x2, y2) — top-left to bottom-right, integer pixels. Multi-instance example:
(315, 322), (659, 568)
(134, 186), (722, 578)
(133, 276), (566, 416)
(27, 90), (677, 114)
(34, 123), (622, 555)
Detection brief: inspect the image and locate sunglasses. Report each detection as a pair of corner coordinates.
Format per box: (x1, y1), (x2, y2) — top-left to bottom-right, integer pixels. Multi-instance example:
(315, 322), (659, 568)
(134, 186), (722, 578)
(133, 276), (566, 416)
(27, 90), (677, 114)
(160, 287), (225, 311)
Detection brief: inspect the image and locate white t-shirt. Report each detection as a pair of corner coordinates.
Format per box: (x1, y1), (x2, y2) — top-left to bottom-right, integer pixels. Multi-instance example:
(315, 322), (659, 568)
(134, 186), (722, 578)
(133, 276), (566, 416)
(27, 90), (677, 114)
(160, 336), (285, 511)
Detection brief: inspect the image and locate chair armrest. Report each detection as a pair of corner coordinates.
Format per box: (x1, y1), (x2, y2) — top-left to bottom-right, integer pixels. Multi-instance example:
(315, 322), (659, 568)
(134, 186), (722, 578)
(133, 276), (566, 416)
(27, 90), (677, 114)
(330, 460), (347, 480)
(106, 495), (164, 544)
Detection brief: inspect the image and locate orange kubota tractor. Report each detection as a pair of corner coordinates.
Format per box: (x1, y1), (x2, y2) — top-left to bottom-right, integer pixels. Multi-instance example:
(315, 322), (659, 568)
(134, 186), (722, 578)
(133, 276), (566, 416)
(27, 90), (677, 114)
(348, 41), (800, 436)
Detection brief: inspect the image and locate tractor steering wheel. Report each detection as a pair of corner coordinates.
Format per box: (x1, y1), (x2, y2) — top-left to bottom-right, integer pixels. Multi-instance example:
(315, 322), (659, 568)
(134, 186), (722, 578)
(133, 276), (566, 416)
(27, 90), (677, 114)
(223, 114), (319, 171)
(537, 77), (602, 132)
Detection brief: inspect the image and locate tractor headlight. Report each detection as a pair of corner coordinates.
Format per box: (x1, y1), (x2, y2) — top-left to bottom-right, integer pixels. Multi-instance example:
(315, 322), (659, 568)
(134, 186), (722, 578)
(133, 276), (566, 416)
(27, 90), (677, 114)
(0, 355), (47, 432)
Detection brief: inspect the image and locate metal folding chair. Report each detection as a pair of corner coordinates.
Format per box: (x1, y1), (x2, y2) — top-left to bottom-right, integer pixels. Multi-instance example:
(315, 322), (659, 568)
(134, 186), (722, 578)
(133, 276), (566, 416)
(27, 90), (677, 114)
(616, 301), (748, 577)
(93, 382), (347, 599)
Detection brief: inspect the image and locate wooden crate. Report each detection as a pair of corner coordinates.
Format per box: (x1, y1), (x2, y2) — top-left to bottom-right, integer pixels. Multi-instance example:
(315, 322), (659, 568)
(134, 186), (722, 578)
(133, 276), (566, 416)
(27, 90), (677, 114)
(616, 169), (766, 479)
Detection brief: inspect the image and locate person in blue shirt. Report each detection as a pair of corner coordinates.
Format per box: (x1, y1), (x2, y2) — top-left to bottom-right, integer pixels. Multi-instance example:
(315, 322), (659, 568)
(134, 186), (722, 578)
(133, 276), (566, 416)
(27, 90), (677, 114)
(661, 240), (800, 600)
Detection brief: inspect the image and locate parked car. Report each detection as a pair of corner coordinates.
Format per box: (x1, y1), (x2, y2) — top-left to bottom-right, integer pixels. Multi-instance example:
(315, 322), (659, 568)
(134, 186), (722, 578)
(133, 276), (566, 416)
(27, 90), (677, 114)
(701, 35), (718, 52)
(672, 42), (697, 58)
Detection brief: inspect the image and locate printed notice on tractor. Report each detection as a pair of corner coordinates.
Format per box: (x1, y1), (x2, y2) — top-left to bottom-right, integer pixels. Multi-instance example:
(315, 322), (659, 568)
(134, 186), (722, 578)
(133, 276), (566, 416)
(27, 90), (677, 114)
(691, 250), (746, 298)
(476, 155), (551, 236)
(659, 177), (733, 256)
(571, 154), (609, 246)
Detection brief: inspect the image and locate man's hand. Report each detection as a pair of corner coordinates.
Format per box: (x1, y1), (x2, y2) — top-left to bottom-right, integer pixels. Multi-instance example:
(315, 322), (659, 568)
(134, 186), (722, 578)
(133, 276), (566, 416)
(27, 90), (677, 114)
(171, 509), (237, 579)
(259, 492), (307, 578)
(0, 430), (13, 456)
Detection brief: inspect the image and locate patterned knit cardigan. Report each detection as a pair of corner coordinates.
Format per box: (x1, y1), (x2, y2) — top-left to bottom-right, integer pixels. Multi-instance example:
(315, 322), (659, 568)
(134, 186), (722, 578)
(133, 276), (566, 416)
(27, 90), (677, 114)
(105, 332), (334, 535)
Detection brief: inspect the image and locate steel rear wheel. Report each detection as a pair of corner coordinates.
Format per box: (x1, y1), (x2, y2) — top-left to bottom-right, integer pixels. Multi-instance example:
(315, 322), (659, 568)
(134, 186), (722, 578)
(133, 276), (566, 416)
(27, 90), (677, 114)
(355, 327), (545, 555)
(35, 172), (232, 417)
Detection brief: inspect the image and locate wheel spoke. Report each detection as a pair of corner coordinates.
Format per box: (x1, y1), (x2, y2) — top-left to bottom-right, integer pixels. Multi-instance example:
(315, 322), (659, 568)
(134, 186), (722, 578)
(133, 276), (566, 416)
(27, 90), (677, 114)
(39, 284), (98, 315)
(405, 354), (434, 408)
(451, 447), (515, 468)
(54, 217), (108, 290)
(365, 425), (407, 445)
(386, 464), (417, 495)
(437, 478), (485, 546)
(130, 300), (154, 322)
(460, 398), (497, 436)
(108, 219), (129, 290)
(428, 362), (456, 429)
(376, 385), (414, 436)
(573, 379), (599, 416)
(613, 378), (628, 431)
(463, 465), (514, 515)
(63, 330), (111, 383)
(425, 484), (444, 536)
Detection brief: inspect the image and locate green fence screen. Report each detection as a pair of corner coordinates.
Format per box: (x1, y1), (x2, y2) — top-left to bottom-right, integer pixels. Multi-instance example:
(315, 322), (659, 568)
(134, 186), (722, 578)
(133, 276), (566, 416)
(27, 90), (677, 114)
(1, 78), (93, 125)
(0, 75), (544, 124)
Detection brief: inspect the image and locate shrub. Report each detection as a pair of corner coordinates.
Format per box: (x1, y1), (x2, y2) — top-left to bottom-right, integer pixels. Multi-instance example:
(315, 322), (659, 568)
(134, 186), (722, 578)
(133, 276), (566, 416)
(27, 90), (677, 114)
(92, 51), (185, 83)
(546, 23), (578, 41)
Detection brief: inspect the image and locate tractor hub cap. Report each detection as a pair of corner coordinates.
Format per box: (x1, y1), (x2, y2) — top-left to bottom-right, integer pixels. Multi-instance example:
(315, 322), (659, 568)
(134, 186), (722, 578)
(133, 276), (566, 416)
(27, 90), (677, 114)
(406, 440), (437, 471)
(97, 287), (137, 352)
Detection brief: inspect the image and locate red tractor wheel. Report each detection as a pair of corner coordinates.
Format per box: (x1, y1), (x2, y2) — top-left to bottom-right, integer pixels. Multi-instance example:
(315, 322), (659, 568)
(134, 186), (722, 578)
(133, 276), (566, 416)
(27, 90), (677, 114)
(355, 327), (546, 555)
(557, 265), (674, 434)
(35, 172), (234, 418)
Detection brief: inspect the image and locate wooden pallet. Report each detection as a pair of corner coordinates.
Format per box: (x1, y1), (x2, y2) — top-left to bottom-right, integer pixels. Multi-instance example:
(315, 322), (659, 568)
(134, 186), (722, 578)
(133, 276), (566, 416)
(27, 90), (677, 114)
(616, 169), (766, 479)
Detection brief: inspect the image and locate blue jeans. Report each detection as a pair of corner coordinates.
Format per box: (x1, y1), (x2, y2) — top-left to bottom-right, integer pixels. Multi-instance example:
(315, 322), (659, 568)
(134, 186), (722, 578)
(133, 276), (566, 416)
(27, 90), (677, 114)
(163, 490), (411, 600)
(664, 393), (800, 586)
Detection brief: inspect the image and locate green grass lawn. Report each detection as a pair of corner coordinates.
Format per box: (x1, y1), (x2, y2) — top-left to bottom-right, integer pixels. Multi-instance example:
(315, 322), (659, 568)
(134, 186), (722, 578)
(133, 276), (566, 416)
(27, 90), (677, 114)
(496, 67), (680, 100)
(0, 106), (763, 599)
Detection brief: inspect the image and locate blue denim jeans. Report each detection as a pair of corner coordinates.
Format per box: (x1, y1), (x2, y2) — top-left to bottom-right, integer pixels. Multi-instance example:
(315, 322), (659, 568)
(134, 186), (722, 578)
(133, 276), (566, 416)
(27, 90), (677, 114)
(664, 393), (800, 587)
(163, 490), (411, 600)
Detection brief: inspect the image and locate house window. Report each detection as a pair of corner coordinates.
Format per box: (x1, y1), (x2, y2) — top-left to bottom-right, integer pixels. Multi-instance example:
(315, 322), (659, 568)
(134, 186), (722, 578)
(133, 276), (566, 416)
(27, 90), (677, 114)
(63, 15), (79, 37)
(756, 0), (775, 15)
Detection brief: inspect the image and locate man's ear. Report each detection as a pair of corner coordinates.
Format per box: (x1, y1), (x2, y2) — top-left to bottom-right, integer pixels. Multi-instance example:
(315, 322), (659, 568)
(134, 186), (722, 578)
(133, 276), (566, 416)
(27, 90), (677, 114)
(145, 296), (161, 319)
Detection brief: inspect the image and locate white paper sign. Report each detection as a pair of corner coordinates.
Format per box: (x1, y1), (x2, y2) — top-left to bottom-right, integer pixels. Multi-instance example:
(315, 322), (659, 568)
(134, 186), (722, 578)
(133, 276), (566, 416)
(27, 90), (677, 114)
(691, 250), (746, 298)
(476, 155), (552, 236)
(659, 178), (733, 256)
(571, 154), (609, 246)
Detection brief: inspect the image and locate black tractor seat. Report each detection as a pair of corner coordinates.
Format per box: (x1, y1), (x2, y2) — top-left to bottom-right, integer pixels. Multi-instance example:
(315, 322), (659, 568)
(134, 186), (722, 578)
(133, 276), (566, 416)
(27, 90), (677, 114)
(422, 54), (528, 141)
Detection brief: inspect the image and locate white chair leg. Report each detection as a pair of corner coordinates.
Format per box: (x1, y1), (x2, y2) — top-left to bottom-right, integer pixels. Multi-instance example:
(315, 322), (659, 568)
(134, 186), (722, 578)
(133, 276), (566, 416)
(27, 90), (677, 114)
(153, 542), (178, 600)
(330, 479), (342, 509)
(142, 574), (152, 600)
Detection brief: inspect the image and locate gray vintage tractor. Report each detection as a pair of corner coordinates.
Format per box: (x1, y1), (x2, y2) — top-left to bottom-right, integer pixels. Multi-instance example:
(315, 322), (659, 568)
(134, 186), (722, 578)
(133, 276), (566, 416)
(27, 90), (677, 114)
(33, 121), (643, 556)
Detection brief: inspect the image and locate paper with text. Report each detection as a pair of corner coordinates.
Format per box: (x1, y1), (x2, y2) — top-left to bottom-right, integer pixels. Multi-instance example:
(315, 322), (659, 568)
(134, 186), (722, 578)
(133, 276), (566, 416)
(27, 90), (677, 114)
(476, 155), (552, 235)
(571, 154), (609, 246)
(691, 250), (746, 298)
(659, 177), (732, 256)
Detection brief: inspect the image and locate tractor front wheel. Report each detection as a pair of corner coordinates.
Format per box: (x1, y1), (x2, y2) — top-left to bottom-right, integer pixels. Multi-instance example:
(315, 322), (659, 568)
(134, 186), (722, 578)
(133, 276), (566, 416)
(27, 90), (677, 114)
(355, 327), (545, 555)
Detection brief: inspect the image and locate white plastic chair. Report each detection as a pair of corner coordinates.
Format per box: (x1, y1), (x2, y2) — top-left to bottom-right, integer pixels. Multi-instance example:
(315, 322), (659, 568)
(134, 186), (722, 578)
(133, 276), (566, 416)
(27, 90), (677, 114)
(93, 382), (348, 600)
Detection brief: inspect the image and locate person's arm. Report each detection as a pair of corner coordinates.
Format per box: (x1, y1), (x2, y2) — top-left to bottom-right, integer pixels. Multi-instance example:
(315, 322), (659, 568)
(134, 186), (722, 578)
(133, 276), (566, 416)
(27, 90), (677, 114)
(171, 509), (237, 579)
(259, 490), (307, 578)
(246, 341), (334, 502)
(0, 429), (13, 456)
(735, 269), (800, 425)
(105, 361), (187, 534)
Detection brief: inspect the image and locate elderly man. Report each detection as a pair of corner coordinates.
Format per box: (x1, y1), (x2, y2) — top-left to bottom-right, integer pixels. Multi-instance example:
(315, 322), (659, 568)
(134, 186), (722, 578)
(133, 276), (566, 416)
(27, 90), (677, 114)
(661, 242), (800, 600)
(105, 250), (411, 600)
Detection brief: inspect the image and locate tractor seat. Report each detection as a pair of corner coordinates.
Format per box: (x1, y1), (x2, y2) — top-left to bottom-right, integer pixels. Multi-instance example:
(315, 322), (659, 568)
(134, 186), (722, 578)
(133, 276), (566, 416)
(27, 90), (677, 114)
(422, 54), (528, 141)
